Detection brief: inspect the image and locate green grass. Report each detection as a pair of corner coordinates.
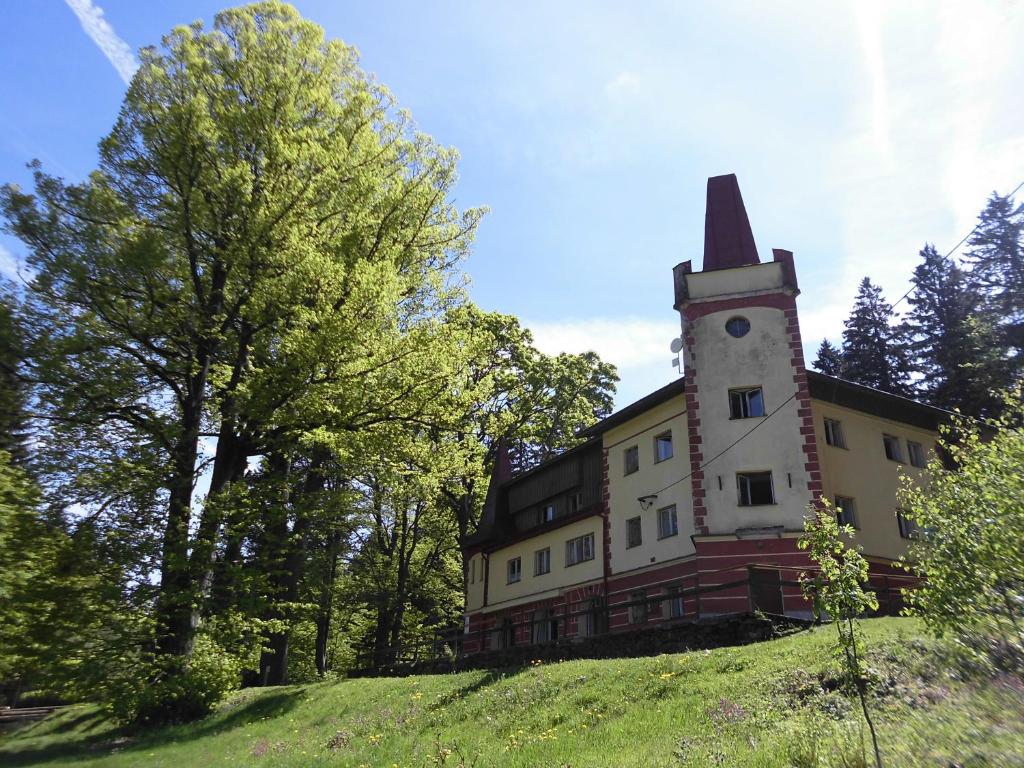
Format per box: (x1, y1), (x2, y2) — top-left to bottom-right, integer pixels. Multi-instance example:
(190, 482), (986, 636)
(2, 618), (1023, 767)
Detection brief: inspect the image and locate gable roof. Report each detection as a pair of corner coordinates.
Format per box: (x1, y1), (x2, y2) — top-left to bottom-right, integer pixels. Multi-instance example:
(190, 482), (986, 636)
(806, 371), (951, 431)
(578, 377), (686, 439)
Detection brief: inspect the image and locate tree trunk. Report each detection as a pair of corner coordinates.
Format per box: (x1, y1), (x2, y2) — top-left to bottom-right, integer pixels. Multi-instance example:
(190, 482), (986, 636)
(153, 399), (203, 657)
(314, 529), (341, 676)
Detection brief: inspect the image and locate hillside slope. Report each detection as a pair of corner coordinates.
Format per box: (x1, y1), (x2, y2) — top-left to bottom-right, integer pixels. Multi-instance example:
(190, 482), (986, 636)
(2, 618), (1022, 767)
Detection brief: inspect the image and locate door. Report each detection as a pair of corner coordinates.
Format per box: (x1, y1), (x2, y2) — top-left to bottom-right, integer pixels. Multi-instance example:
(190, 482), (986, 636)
(749, 568), (784, 614)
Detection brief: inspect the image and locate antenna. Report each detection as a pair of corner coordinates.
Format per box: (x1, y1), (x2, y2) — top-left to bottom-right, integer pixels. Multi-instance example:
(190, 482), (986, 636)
(669, 337), (684, 374)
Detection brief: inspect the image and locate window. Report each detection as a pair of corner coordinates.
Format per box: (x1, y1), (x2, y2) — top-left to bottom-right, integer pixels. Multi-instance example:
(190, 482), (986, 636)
(664, 585), (685, 619)
(897, 511), (919, 539)
(883, 434), (903, 462)
(538, 503), (556, 524)
(507, 557), (521, 584)
(566, 533), (595, 566)
(737, 471), (775, 506)
(729, 387), (765, 419)
(624, 445), (639, 475)
(824, 418), (846, 448)
(655, 431), (673, 462)
(469, 558), (475, 584)
(907, 441), (926, 468)
(657, 504), (678, 539)
(534, 547), (550, 575)
(835, 496), (858, 528)
(626, 516), (643, 548)
(628, 590), (648, 624)
(578, 597), (605, 638)
(725, 316), (751, 338)
(568, 491), (583, 514)
(532, 609), (556, 644)
(492, 617), (515, 650)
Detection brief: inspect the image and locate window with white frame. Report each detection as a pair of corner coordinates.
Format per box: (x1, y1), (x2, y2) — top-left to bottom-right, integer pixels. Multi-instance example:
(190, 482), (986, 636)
(470, 558), (475, 584)
(835, 496), (858, 528)
(566, 533), (595, 566)
(626, 516), (642, 548)
(729, 387), (765, 419)
(657, 504), (678, 539)
(907, 441), (926, 468)
(534, 547), (550, 576)
(737, 471), (775, 506)
(664, 585), (685, 619)
(655, 431), (673, 462)
(883, 434), (904, 462)
(824, 418), (846, 448)
(507, 557), (521, 583)
(624, 445), (639, 475)
(628, 590), (648, 624)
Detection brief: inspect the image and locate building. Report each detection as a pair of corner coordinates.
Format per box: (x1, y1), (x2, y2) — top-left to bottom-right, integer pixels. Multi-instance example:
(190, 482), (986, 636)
(461, 175), (943, 653)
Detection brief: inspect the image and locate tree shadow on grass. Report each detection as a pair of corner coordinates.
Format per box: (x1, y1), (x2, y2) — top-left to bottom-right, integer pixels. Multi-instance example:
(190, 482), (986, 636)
(426, 667), (529, 712)
(0, 689), (304, 767)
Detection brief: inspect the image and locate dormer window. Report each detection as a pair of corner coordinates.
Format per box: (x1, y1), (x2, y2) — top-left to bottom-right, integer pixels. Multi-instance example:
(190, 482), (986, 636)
(539, 503), (556, 524)
(729, 387), (765, 419)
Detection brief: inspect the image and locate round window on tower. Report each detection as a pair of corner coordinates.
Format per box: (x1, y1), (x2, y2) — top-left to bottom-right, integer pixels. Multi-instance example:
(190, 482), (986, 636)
(725, 316), (751, 338)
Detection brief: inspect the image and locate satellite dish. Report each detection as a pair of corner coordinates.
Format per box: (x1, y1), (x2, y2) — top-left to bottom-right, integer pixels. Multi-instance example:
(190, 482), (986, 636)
(669, 337), (684, 354)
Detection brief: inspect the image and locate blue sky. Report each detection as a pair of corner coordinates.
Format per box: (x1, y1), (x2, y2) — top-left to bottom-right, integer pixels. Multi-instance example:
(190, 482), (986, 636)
(2, 1), (1022, 407)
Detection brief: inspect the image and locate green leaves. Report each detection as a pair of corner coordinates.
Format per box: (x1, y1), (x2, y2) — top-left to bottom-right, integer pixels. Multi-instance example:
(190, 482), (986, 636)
(898, 394), (1024, 652)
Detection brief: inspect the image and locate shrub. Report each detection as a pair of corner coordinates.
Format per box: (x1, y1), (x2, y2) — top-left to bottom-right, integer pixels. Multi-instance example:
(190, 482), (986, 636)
(898, 394), (1024, 671)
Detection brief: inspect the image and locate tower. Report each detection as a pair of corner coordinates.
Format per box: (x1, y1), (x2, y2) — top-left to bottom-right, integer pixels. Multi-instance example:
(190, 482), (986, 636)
(673, 175), (821, 539)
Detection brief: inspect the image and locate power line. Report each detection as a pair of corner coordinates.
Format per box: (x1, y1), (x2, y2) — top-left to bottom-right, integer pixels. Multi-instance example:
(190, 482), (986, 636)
(891, 178), (1024, 311)
(643, 391), (798, 500)
(638, 179), (1023, 505)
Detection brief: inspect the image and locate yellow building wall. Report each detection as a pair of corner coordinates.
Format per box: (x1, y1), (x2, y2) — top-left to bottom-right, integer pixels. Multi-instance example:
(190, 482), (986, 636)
(812, 400), (936, 562)
(481, 516), (604, 612)
(465, 552), (486, 612)
(604, 395), (694, 573)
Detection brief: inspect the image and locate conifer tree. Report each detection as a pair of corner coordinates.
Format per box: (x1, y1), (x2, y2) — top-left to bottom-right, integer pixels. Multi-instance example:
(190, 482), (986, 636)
(841, 277), (912, 395)
(904, 244), (1007, 416)
(813, 339), (844, 377)
(963, 192), (1024, 359)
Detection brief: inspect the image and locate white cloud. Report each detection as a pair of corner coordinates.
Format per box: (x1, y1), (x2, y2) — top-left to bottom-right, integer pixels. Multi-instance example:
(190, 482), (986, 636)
(853, 0), (891, 163)
(64, 0), (138, 85)
(604, 71), (642, 101)
(527, 316), (680, 370)
(0, 244), (18, 278)
(823, 0), (1024, 350)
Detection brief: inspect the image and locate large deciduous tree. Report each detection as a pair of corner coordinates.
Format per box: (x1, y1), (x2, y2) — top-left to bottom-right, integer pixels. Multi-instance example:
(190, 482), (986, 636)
(1, 0), (481, 686)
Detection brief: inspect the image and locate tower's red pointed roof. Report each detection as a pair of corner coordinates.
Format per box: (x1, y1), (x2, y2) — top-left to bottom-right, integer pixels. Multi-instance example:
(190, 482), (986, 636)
(703, 174), (760, 271)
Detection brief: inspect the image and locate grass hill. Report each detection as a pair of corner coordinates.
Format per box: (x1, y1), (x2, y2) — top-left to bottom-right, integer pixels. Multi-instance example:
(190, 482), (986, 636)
(2, 618), (1022, 767)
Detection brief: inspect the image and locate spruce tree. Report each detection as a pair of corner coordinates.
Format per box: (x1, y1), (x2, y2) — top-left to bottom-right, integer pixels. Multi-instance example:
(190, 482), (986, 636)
(841, 277), (912, 395)
(964, 192), (1024, 345)
(904, 244), (1007, 417)
(813, 339), (844, 376)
